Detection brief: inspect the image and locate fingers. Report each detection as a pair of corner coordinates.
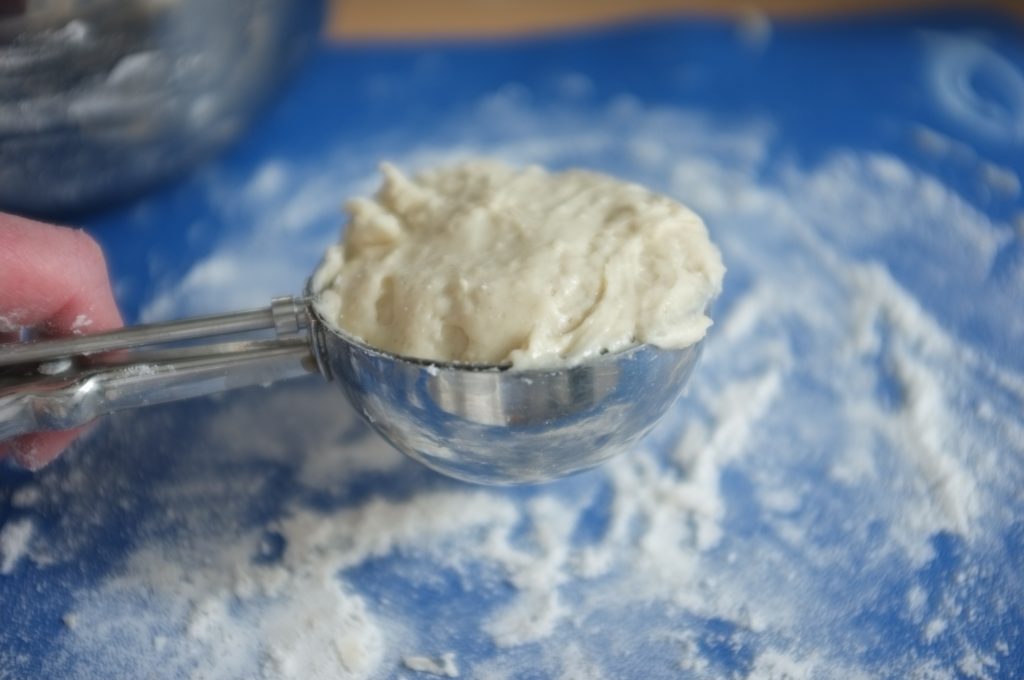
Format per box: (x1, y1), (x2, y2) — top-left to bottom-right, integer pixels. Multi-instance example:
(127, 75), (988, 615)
(0, 212), (123, 337)
(1, 213), (123, 468)
(8, 430), (86, 471)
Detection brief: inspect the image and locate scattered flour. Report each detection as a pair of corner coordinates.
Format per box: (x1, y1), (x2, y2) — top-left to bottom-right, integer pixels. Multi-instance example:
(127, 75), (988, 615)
(914, 124), (1021, 198)
(923, 32), (1024, 142)
(4, 30), (1021, 680)
(402, 652), (459, 677)
(925, 618), (948, 643)
(0, 313), (18, 333)
(555, 643), (607, 680)
(10, 485), (42, 509)
(957, 650), (999, 679)
(0, 518), (34, 574)
(70, 314), (94, 334)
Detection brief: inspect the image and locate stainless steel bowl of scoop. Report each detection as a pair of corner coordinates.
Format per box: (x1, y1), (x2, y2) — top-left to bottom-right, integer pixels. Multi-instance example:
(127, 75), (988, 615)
(0, 282), (704, 485)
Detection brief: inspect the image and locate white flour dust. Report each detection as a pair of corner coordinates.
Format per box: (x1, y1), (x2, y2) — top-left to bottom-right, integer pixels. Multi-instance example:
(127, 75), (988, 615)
(402, 652), (459, 677)
(70, 314), (93, 334)
(4, 30), (1022, 680)
(0, 517), (34, 575)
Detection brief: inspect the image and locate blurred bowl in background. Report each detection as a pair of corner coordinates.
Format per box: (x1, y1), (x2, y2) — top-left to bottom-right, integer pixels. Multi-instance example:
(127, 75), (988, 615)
(0, 0), (324, 218)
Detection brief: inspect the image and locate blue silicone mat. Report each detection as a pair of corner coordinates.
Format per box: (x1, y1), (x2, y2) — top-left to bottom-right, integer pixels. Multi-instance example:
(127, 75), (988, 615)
(2, 10), (1023, 679)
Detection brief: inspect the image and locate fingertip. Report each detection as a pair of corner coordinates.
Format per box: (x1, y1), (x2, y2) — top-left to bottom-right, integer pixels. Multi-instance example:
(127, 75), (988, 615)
(10, 430), (81, 470)
(44, 228), (124, 336)
(71, 227), (105, 265)
(72, 228), (123, 331)
(1, 215), (124, 335)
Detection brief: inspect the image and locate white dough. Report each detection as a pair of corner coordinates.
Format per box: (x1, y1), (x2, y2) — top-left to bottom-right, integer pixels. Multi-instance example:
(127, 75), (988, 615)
(312, 160), (724, 368)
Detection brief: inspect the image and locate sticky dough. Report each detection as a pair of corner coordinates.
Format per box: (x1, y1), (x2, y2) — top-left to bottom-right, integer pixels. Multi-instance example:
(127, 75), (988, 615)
(312, 160), (725, 368)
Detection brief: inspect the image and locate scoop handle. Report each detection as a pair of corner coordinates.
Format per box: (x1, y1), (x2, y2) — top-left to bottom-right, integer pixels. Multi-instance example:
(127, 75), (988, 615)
(0, 340), (316, 439)
(0, 297), (310, 368)
(0, 297), (319, 439)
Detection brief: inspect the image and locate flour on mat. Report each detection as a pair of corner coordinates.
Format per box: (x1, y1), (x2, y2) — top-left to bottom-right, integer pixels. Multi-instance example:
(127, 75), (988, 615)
(402, 652), (459, 677)
(18, 34), (1024, 680)
(10, 485), (42, 509)
(0, 518), (34, 574)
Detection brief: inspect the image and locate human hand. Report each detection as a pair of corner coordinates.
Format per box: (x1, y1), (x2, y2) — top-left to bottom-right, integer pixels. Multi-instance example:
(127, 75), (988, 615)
(1, 212), (123, 469)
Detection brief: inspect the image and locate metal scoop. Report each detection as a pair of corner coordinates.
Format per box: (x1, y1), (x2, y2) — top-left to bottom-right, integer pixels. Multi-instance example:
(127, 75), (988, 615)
(0, 289), (703, 484)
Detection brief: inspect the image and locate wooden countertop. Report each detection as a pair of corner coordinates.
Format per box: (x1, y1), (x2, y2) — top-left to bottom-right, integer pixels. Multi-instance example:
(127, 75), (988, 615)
(329, 0), (1022, 39)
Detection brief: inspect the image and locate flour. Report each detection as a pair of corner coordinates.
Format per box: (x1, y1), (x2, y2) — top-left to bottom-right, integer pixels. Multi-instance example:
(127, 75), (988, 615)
(70, 314), (94, 334)
(747, 650), (814, 680)
(0, 518), (34, 574)
(914, 124), (1022, 198)
(924, 33), (1024, 143)
(925, 618), (948, 643)
(555, 643), (607, 680)
(9, 485), (42, 509)
(402, 652), (459, 677)
(957, 651), (1000, 679)
(10, 31), (1023, 680)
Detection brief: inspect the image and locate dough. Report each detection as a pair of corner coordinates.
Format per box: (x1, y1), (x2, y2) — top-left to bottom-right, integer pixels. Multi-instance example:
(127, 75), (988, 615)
(312, 160), (724, 368)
